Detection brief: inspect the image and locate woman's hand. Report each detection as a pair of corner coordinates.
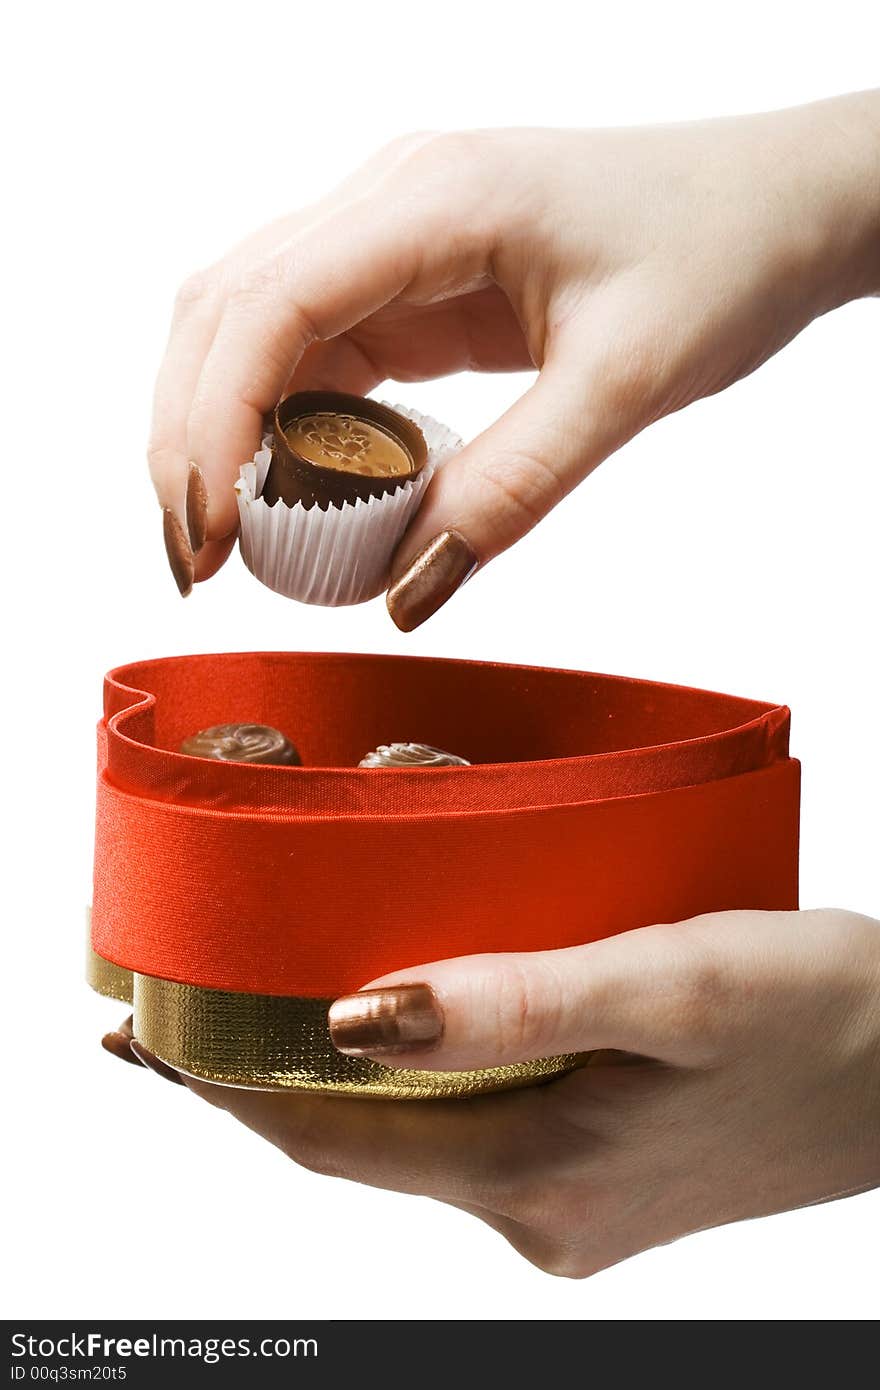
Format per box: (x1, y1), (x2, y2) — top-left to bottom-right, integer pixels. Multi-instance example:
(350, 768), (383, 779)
(121, 908), (880, 1277)
(150, 93), (880, 622)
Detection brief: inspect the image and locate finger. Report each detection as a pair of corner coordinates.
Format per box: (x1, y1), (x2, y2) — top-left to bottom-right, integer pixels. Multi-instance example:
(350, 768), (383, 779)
(152, 273), (387, 591)
(180, 1074), (550, 1209)
(283, 337), (382, 397)
(148, 283), (221, 519)
(149, 283), (226, 594)
(192, 533), (237, 584)
(149, 239), (301, 541)
(328, 915), (739, 1071)
(385, 315), (647, 630)
(100, 1014), (145, 1068)
(287, 286), (531, 395)
(189, 338), (381, 585)
(348, 286), (533, 382)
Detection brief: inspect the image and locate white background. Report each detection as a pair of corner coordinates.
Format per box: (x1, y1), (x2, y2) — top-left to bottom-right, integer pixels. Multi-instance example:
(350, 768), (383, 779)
(2, 0), (878, 1322)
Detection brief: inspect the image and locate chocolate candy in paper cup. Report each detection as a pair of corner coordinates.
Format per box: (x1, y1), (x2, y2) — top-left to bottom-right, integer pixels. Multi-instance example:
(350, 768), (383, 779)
(235, 391), (463, 606)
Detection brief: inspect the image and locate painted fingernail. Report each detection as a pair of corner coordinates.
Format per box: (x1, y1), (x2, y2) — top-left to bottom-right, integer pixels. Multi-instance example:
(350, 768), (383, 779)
(328, 984), (444, 1056)
(162, 507), (194, 597)
(185, 462), (208, 553)
(129, 1040), (186, 1085)
(101, 1014), (145, 1068)
(386, 531), (478, 632)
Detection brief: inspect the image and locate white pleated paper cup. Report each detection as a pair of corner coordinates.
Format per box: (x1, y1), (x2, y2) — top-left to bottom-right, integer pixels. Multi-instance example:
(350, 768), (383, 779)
(235, 404), (463, 607)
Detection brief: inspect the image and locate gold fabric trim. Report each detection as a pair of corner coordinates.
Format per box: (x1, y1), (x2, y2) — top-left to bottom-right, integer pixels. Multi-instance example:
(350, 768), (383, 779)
(133, 974), (582, 1097)
(87, 942), (582, 1098)
(86, 942), (133, 1004)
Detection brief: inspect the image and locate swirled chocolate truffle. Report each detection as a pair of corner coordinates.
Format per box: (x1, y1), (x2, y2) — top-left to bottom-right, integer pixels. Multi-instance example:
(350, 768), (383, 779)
(262, 391), (428, 510)
(180, 724), (301, 766)
(359, 742), (470, 769)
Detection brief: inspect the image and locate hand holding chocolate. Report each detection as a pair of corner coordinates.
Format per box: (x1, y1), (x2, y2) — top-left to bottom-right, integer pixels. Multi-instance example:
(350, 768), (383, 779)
(236, 392), (463, 607)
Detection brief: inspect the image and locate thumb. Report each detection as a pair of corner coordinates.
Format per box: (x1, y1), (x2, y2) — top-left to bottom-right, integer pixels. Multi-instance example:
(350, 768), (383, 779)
(385, 336), (640, 632)
(327, 918), (728, 1072)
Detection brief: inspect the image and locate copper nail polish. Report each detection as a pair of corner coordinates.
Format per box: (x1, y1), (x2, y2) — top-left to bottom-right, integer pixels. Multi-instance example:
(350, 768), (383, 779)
(328, 984), (444, 1057)
(129, 1040), (186, 1085)
(185, 462), (209, 553)
(101, 1014), (145, 1068)
(386, 531), (478, 632)
(162, 507), (194, 597)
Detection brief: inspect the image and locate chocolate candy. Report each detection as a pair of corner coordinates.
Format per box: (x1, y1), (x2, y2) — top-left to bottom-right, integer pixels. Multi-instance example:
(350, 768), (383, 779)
(359, 742), (470, 769)
(262, 391), (428, 510)
(180, 724), (301, 766)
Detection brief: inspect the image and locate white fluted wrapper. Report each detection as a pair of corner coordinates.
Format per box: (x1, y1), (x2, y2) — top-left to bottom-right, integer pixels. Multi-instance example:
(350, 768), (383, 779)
(235, 404), (463, 606)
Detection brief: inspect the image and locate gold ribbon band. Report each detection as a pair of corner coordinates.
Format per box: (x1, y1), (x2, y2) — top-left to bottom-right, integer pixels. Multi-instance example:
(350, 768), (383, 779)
(88, 943), (581, 1098)
(86, 942), (133, 1004)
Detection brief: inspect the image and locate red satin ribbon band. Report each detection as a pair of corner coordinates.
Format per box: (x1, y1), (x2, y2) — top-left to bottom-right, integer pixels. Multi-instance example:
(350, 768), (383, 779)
(91, 652), (800, 998)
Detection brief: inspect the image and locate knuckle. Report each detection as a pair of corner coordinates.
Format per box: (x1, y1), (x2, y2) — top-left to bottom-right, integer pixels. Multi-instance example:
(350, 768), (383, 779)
(389, 130), (490, 225)
(673, 943), (734, 1057)
(472, 445), (565, 540)
(681, 953), (730, 1014)
(173, 267), (219, 316)
(227, 254), (319, 345)
(403, 128), (482, 176)
(377, 129), (438, 162)
(491, 958), (558, 1060)
(426, 129), (484, 171)
(228, 259), (287, 313)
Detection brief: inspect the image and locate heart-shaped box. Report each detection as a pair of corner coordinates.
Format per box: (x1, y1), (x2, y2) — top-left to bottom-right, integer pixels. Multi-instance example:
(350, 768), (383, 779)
(89, 652), (799, 1096)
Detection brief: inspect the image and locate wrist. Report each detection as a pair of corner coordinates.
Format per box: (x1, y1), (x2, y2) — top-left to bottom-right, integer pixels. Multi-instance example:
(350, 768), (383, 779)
(781, 92), (880, 310)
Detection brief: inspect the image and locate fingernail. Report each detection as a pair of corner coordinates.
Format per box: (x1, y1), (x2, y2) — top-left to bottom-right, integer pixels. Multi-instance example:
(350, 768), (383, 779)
(101, 1014), (145, 1068)
(129, 1040), (186, 1085)
(162, 507), (194, 597)
(328, 984), (444, 1057)
(386, 531), (478, 632)
(185, 462), (208, 552)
